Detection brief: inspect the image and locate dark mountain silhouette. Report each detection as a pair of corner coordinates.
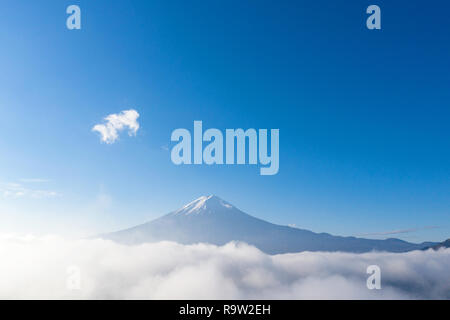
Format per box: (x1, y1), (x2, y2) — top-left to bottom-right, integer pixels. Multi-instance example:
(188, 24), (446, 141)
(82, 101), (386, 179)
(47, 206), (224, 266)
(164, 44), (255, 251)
(100, 195), (437, 254)
(423, 239), (450, 251)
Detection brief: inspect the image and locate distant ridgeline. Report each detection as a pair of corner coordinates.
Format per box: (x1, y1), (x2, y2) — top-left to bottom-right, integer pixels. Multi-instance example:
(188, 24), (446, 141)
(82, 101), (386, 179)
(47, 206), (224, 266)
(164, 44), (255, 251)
(99, 195), (438, 254)
(422, 239), (450, 251)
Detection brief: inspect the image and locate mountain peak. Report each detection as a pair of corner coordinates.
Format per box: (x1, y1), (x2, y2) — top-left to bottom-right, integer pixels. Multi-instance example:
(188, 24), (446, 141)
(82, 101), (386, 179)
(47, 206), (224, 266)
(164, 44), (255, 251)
(173, 195), (234, 215)
(102, 195), (437, 254)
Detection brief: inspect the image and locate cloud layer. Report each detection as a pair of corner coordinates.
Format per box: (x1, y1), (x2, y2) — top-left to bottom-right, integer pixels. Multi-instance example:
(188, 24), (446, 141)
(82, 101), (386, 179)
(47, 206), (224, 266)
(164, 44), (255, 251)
(92, 109), (140, 144)
(0, 235), (448, 299)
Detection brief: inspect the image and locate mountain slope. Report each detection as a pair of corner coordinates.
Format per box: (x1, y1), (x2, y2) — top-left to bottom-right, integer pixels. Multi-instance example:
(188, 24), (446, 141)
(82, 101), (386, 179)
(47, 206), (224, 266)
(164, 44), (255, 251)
(423, 239), (450, 251)
(100, 195), (436, 254)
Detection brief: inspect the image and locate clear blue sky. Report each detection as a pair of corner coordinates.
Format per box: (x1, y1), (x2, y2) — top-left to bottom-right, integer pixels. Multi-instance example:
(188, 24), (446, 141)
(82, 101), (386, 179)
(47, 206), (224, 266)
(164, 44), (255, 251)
(0, 0), (449, 242)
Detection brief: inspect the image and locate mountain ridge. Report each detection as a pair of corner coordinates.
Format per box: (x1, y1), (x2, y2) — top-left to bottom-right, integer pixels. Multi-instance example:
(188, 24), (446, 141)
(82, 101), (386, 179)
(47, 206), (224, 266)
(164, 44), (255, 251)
(423, 239), (450, 251)
(100, 195), (438, 254)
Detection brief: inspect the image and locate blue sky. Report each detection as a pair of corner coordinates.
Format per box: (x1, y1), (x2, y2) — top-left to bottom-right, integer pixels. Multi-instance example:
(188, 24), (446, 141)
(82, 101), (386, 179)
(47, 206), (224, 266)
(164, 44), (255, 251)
(0, 0), (449, 242)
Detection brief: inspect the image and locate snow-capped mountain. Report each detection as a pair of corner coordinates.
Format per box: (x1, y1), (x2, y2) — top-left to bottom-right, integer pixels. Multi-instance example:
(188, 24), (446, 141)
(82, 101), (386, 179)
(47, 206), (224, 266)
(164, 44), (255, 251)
(100, 195), (436, 254)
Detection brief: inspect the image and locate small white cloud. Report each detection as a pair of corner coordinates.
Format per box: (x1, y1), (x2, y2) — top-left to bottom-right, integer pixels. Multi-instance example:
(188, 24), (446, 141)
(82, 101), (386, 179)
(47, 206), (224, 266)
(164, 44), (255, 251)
(19, 178), (50, 183)
(1, 182), (59, 199)
(92, 109), (140, 144)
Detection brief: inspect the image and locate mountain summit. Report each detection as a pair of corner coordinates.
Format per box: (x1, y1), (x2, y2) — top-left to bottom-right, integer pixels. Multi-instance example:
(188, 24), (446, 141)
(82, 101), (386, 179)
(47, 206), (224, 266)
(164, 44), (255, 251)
(171, 195), (234, 216)
(100, 195), (436, 254)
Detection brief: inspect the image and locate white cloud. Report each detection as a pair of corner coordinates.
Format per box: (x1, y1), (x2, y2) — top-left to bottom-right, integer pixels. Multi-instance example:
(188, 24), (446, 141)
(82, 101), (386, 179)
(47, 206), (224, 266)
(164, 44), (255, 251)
(92, 109), (140, 144)
(19, 178), (50, 183)
(0, 182), (59, 199)
(0, 235), (448, 299)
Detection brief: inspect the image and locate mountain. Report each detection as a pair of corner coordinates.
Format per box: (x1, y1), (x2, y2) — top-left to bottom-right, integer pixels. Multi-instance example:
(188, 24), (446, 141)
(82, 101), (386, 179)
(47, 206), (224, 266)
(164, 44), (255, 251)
(100, 195), (436, 254)
(423, 239), (450, 251)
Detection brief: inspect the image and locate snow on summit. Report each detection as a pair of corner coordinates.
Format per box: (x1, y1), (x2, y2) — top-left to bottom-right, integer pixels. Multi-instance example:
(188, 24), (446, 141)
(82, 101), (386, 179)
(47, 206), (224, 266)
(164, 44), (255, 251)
(173, 195), (234, 215)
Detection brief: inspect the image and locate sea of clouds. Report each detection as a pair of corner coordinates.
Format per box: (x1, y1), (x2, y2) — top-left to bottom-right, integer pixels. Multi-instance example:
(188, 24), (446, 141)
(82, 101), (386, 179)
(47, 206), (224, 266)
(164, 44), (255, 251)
(0, 234), (448, 299)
